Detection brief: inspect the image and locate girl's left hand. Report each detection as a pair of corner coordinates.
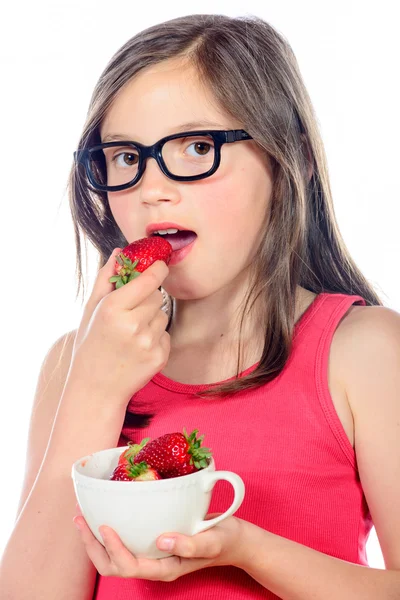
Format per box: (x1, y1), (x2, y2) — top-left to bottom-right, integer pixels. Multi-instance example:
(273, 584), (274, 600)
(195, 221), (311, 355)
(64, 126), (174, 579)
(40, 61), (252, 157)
(73, 510), (245, 581)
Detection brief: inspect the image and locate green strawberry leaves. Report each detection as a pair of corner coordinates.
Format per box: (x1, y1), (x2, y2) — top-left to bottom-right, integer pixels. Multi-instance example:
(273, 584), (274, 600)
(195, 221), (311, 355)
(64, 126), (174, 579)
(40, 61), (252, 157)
(183, 428), (212, 469)
(109, 256), (141, 288)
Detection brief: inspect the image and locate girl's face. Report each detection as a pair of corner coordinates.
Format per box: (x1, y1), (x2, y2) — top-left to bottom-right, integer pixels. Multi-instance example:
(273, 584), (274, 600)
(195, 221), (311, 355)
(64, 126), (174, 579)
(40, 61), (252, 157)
(100, 59), (274, 300)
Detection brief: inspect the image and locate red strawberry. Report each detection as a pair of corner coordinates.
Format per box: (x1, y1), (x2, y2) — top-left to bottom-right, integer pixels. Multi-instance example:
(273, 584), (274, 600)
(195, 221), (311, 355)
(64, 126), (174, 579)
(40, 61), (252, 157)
(110, 461), (161, 482)
(133, 428), (212, 478)
(129, 462), (162, 481)
(110, 464), (134, 481)
(109, 237), (173, 289)
(110, 438), (150, 481)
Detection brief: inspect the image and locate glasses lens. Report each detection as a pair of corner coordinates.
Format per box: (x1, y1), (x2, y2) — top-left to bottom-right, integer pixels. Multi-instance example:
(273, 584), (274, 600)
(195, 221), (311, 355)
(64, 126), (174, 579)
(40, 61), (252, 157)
(162, 134), (215, 177)
(87, 144), (140, 188)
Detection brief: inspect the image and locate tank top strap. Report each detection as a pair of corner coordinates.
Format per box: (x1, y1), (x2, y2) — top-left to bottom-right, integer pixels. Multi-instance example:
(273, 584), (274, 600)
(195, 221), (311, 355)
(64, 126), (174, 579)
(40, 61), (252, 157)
(293, 292), (366, 344)
(289, 292), (366, 466)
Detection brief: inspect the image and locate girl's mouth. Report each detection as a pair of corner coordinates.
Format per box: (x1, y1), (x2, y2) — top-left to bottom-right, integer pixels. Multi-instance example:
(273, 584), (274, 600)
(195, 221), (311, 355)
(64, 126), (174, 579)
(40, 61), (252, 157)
(153, 230), (197, 252)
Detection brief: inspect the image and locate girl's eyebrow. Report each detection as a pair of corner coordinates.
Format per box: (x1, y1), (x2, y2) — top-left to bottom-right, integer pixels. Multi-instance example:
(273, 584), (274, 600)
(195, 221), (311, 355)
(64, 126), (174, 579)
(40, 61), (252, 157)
(174, 120), (226, 132)
(102, 134), (134, 142)
(102, 121), (226, 143)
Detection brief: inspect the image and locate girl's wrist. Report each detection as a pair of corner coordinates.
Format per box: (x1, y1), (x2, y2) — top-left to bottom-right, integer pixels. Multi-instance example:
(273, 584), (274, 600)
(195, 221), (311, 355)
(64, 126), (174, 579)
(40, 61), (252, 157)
(64, 364), (132, 413)
(229, 518), (268, 571)
(44, 377), (128, 462)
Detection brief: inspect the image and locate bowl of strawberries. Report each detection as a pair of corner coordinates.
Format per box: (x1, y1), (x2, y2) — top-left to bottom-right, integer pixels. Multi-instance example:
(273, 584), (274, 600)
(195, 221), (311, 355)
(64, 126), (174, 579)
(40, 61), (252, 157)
(71, 429), (245, 559)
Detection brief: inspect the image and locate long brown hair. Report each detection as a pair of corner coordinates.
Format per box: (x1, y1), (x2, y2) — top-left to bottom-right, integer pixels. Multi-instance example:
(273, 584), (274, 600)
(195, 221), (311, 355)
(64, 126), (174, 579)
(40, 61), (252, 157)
(68, 13), (381, 399)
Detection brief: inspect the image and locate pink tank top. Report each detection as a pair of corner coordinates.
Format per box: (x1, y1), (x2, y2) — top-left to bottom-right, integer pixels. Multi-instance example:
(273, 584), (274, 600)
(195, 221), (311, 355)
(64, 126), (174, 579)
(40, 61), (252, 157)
(93, 293), (372, 599)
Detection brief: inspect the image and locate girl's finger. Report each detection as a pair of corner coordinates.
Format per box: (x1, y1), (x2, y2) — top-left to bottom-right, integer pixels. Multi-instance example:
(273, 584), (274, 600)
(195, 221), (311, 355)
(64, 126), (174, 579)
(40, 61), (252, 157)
(98, 526), (175, 581)
(90, 248), (123, 303)
(98, 526), (139, 577)
(111, 260), (169, 311)
(98, 526), (201, 582)
(124, 288), (165, 327)
(148, 304), (170, 336)
(73, 517), (115, 576)
(81, 248), (123, 324)
(157, 526), (223, 559)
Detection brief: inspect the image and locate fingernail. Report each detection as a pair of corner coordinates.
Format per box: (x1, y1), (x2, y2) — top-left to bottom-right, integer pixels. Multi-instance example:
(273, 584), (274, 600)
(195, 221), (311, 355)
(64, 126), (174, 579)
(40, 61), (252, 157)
(99, 526), (109, 542)
(158, 537), (175, 551)
(73, 517), (82, 531)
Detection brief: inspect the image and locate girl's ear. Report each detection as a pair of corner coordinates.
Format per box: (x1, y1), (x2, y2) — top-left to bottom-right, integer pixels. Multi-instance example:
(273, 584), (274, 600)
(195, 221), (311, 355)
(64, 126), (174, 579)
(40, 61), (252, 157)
(301, 134), (314, 182)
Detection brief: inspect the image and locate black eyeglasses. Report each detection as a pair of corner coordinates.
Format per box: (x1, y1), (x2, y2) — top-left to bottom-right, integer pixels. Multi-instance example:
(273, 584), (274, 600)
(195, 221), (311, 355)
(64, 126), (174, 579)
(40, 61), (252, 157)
(73, 129), (253, 192)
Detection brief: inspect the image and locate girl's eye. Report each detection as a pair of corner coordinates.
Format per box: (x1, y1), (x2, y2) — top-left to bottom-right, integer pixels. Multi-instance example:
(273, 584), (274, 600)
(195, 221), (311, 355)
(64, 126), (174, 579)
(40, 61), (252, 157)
(185, 140), (213, 157)
(112, 151), (139, 167)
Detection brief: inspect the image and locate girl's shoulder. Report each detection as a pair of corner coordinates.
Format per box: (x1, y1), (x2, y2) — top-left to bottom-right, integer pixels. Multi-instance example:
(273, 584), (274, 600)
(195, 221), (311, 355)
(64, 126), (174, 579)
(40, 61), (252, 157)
(334, 302), (400, 356)
(331, 302), (400, 413)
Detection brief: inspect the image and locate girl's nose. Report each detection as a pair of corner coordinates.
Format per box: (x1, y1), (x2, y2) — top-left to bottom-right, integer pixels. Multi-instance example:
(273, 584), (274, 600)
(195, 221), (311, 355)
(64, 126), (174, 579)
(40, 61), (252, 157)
(138, 158), (181, 206)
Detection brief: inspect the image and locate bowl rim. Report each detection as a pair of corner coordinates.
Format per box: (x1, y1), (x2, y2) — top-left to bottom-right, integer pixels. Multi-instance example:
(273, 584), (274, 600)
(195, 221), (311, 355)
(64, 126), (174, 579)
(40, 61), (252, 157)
(71, 446), (215, 488)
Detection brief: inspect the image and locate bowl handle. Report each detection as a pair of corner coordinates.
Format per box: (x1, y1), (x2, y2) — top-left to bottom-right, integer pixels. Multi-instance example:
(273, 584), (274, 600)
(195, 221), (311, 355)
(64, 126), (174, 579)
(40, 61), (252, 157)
(192, 470), (245, 535)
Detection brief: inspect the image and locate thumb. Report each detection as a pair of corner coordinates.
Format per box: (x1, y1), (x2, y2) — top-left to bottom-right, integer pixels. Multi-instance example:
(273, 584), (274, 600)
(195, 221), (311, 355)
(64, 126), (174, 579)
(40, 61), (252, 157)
(157, 528), (221, 559)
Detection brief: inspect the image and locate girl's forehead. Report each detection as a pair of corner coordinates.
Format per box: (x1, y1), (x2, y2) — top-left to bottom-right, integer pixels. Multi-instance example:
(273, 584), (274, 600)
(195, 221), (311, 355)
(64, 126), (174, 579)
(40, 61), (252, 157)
(101, 61), (235, 141)
(109, 62), (217, 116)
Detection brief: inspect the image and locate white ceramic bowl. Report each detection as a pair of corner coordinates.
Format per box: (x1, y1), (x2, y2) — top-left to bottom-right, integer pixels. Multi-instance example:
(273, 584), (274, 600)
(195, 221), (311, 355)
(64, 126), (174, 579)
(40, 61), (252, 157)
(71, 446), (245, 559)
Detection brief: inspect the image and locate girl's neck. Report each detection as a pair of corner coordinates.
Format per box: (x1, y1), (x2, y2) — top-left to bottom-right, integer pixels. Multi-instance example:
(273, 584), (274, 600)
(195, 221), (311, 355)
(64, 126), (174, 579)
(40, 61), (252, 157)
(167, 271), (263, 349)
(168, 282), (315, 348)
(161, 282), (316, 386)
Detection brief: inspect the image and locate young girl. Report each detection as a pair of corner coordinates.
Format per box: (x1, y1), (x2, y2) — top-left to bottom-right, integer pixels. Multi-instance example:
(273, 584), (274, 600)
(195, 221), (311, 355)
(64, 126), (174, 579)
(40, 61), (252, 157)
(2, 13), (399, 600)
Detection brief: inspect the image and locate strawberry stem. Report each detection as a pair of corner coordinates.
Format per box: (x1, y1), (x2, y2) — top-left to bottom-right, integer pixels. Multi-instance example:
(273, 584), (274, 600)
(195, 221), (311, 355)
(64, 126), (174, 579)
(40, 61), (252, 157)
(183, 428), (212, 469)
(125, 438), (150, 463)
(109, 255), (141, 288)
(128, 461), (151, 478)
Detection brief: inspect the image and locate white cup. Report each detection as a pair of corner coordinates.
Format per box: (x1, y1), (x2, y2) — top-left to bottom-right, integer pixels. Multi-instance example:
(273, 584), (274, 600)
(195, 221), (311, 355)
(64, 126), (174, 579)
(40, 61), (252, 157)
(71, 446), (245, 559)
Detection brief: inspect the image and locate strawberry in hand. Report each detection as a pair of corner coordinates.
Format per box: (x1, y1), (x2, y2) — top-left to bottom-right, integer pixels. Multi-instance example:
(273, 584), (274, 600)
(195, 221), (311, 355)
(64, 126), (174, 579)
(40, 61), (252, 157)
(133, 428), (212, 478)
(109, 237), (173, 289)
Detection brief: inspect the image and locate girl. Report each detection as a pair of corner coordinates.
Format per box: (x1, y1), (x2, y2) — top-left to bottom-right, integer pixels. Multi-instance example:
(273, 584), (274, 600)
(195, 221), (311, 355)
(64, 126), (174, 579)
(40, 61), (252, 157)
(2, 13), (400, 600)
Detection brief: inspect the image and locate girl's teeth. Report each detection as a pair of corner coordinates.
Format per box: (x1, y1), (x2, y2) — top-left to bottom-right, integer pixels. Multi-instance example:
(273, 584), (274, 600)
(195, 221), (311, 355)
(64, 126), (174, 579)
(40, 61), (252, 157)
(156, 228), (179, 235)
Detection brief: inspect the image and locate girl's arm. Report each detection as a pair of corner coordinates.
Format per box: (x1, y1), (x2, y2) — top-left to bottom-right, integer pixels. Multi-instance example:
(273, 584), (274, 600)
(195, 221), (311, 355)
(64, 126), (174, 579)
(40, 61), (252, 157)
(237, 521), (400, 600)
(1, 254), (170, 600)
(0, 331), (127, 600)
(1, 257), (170, 600)
(236, 305), (400, 599)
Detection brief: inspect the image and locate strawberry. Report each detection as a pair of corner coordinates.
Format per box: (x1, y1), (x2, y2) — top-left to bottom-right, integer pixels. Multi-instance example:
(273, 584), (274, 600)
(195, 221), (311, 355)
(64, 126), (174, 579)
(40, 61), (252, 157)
(109, 438), (150, 481)
(110, 461), (161, 482)
(129, 462), (162, 482)
(133, 428), (212, 478)
(109, 236), (173, 289)
(109, 463), (134, 481)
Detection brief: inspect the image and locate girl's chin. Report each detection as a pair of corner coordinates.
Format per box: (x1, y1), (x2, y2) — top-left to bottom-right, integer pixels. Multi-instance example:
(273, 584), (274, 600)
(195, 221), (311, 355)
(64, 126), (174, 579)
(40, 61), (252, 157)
(161, 285), (208, 302)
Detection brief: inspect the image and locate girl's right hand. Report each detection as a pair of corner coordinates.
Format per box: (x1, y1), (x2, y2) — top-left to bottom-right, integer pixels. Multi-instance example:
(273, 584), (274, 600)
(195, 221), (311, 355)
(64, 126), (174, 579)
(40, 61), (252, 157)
(68, 248), (171, 407)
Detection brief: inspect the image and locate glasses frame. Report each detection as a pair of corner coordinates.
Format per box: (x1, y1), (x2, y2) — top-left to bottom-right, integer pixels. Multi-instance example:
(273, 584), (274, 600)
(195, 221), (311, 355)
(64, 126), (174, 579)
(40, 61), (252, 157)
(73, 129), (253, 192)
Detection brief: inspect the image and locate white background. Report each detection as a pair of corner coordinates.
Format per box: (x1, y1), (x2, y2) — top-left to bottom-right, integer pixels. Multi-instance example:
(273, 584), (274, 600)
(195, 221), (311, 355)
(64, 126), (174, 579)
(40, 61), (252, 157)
(1, 0), (399, 569)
